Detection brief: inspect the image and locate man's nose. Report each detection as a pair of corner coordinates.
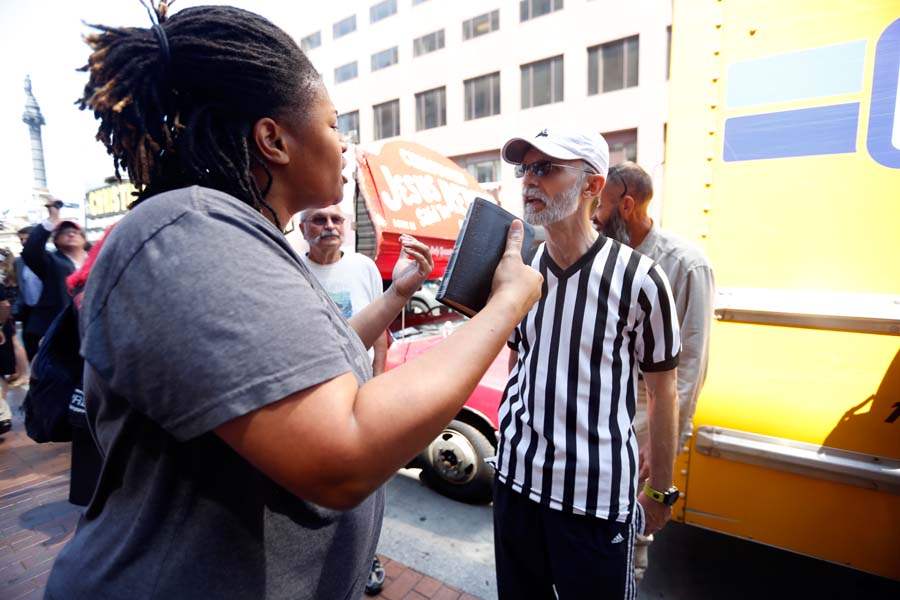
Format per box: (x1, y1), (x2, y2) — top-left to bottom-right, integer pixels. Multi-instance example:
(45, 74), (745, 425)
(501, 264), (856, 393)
(522, 169), (541, 187)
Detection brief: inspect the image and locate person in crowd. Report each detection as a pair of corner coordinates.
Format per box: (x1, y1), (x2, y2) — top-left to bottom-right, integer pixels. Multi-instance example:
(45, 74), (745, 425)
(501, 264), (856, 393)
(13, 226), (42, 364)
(65, 227), (114, 507)
(0, 249), (20, 435)
(299, 205), (388, 376)
(45, 5), (541, 600)
(494, 129), (681, 600)
(592, 161), (714, 583)
(21, 204), (87, 359)
(8, 229), (34, 383)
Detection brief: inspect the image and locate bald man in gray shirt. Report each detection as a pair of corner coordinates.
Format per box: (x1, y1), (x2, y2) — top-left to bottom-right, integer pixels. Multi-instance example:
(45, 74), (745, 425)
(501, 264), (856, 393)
(592, 161), (715, 584)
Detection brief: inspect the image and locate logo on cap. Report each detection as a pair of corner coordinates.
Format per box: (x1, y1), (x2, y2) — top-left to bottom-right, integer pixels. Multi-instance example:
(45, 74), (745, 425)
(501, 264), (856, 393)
(536, 129), (549, 137)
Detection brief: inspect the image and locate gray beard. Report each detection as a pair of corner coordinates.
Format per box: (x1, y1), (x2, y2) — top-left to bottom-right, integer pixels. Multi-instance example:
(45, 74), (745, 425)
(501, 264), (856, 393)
(602, 209), (631, 246)
(522, 180), (581, 227)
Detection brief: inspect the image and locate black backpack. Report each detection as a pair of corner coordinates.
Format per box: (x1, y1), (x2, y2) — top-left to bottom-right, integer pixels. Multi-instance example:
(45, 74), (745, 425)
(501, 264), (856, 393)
(23, 302), (85, 443)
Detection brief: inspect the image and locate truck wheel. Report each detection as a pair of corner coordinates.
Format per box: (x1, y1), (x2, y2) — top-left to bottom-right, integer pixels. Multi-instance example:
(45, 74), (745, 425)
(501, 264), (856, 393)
(407, 298), (429, 314)
(421, 419), (495, 504)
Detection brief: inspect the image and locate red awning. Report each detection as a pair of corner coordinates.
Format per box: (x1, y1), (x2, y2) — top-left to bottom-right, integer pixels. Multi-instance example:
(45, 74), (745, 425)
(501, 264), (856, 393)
(354, 141), (493, 279)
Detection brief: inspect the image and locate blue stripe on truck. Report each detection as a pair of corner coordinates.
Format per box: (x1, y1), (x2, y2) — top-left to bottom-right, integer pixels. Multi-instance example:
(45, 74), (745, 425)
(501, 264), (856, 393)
(723, 103), (860, 161)
(726, 41), (867, 108)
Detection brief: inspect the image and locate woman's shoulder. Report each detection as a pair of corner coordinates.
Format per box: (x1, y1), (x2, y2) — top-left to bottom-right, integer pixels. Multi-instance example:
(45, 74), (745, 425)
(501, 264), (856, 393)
(127, 185), (254, 224)
(108, 186), (279, 252)
(84, 186), (293, 312)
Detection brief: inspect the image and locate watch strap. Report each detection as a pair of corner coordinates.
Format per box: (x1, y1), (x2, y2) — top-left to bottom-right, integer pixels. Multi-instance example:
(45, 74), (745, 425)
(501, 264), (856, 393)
(643, 482), (666, 503)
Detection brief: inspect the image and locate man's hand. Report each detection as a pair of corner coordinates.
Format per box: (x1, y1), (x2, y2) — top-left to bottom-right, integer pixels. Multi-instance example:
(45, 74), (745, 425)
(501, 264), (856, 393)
(637, 491), (671, 536)
(46, 202), (62, 227)
(391, 235), (434, 299)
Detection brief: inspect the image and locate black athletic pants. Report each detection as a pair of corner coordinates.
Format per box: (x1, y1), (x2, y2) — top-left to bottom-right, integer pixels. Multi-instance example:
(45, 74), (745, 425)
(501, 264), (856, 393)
(493, 479), (643, 600)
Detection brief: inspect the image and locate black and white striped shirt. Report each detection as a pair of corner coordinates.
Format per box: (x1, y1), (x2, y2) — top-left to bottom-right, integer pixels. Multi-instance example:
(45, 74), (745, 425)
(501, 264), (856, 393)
(497, 236), (681, 522)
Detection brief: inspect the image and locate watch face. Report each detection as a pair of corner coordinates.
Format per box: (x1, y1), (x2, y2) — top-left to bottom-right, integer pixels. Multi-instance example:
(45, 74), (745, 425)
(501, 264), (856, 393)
(664, 488), (681, 506)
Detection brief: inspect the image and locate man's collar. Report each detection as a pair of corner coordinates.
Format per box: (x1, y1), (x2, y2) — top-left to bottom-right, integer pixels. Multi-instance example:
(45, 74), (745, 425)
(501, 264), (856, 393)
(305, 250), (344, 266)
(634, 221), (659, 255)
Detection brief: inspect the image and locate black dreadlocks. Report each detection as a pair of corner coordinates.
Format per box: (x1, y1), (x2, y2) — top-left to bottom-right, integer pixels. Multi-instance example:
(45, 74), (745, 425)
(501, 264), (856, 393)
(77, 2), (321, 230)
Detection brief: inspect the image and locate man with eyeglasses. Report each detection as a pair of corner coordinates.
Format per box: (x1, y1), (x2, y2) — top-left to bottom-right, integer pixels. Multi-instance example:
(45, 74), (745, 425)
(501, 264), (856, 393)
(299, 205), (388, 375)
(592, 161), (714, 585)
(298, 204), (389, 594)
(494, 130), (682, 599)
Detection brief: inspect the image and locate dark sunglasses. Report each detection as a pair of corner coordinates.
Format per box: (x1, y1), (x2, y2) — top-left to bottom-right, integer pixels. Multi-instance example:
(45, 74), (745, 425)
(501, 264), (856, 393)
(308, 214), (345, 227)
(515, 160), (597, 178)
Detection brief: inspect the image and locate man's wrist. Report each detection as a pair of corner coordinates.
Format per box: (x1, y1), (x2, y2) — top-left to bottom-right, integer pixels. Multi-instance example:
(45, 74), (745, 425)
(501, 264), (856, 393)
(648, 477), (673, 491)
(643, 481), (680, 506)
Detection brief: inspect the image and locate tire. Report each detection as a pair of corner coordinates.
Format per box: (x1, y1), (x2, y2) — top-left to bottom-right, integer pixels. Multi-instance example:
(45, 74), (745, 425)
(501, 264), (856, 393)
(420, 419), (495, 504)
(407, 298), (430, 314)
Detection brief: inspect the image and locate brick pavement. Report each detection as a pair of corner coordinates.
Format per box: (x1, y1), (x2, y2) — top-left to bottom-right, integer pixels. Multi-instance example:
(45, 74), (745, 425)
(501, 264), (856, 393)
(0, 391), (481, 600)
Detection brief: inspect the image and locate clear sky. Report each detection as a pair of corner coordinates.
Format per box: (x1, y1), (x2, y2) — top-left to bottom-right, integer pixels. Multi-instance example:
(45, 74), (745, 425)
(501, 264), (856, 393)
(0, 0), (333, 220)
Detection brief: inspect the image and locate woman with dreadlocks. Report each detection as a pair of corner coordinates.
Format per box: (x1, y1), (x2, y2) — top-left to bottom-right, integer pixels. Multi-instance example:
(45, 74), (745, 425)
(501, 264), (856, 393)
(46, 3), (541, 599)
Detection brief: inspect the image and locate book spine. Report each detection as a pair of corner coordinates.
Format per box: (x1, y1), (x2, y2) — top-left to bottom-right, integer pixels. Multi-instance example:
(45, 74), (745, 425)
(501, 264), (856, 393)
(436, 201), (480, 300)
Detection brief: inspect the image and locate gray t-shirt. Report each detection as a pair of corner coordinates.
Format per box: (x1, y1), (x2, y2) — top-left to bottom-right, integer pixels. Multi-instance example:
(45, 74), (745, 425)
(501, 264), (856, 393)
(45, 186), (382, 600)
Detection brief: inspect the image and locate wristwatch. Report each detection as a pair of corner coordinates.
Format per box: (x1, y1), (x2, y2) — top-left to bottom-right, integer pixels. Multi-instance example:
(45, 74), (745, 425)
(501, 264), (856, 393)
(643, 482), (680, 506)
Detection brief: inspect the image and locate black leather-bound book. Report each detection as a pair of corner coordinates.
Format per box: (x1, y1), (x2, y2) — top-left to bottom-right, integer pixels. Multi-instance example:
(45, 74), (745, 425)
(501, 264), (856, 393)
(436, 198), (536, 317)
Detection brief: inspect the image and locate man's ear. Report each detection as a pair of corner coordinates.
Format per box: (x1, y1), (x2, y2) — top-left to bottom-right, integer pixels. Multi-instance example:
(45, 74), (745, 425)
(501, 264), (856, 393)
(619, 194), (636, 217)
(585, 174), (606, 197)
(252, 117), (290, 166)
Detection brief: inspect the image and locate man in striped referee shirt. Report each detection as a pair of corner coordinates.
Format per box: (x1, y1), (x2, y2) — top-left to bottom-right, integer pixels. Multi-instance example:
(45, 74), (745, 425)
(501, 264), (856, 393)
(493, 129), (682, 599)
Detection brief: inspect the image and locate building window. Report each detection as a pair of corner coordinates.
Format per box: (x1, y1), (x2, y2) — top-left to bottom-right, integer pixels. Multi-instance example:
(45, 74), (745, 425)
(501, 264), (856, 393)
(414, 30), (445, 57)
(604, 128), (637, 164)
(468, 158), (501, 183)
(415, 87), (446, 131)
(464, 72), (501, 120)
(588, 35), (639, 94)
(333, 15), (357, 39)
(463, 10), (500, 40)
(520, 0), (563, 22)
(338, 111), (360, 143)
(521, 55), (564, 109)
(374, 99), (400, 140)
(300, 31), (321, 52)
(371, 47), (399, 71)
(370, 0), (397, 23)
(666, 26), (672, 79)
(334, 61), (358, 83)
(468, 160), (500, 183)
(453, 152), (501, 183)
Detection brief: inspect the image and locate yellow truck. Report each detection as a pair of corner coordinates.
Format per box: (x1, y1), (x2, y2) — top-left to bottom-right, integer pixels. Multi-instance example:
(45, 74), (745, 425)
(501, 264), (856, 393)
(665, 0), (899, 580)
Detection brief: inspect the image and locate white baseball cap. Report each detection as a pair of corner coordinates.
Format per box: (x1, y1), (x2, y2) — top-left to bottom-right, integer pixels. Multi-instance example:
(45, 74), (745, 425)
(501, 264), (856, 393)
(502, 128), (610, 177)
